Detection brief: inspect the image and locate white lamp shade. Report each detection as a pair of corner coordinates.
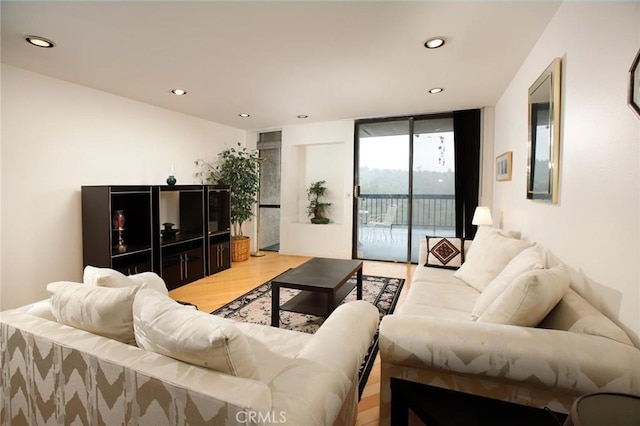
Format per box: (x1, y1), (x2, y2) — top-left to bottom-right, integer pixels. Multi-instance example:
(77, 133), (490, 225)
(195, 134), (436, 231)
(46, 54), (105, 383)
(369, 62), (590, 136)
(472, 206), (493, 226)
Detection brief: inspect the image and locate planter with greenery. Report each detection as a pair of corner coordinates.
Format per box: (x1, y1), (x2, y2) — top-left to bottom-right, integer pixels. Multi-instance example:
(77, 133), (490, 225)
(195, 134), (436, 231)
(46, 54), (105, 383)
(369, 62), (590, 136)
(306, 180), (332, 224)
(195, 143), (260, 261)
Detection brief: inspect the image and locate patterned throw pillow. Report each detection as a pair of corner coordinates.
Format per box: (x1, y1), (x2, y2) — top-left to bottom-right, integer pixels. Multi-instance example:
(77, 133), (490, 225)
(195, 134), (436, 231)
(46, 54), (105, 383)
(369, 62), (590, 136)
(425, 236), (464, 269)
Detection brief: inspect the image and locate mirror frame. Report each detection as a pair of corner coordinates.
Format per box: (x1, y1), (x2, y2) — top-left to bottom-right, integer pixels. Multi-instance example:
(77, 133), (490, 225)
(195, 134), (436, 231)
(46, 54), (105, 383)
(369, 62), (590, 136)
(629, 48), (640, 118)
(527, 57), (562, 203)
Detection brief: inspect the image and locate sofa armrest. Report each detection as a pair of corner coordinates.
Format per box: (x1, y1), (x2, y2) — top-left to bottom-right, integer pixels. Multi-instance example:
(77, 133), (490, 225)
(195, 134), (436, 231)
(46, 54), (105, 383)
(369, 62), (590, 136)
(379, 314), (640, 395)
(269, 300), (379, 425)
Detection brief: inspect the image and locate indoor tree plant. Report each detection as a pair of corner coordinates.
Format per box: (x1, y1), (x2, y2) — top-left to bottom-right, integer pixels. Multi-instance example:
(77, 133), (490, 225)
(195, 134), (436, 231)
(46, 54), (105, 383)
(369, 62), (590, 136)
(306, 180), (332, 224)
(195, 143), (260, 261)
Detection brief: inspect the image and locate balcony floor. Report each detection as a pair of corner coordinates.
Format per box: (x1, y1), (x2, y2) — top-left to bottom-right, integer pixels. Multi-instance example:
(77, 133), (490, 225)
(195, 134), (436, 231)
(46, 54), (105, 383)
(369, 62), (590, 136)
(356, 225), (455, 263)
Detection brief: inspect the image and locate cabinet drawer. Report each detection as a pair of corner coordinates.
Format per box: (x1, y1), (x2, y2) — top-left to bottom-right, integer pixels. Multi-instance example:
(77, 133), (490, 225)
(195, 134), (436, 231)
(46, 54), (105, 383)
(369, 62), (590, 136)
(161, 240), (205, 290)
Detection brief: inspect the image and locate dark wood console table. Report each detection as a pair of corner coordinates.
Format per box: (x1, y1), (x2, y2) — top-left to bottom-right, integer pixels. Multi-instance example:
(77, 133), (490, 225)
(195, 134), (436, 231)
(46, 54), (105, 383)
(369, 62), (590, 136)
(391, 378), (567, 426)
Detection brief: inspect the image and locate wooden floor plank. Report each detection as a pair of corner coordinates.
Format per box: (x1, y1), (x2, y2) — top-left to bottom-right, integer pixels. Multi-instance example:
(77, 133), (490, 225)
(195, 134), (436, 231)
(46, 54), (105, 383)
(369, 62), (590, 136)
(169, 251), (415, 425)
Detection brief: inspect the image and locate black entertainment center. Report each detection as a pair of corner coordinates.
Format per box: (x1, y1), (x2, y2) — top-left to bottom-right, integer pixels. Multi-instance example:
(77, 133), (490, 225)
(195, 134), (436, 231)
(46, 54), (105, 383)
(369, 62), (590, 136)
(81, 184), (231, 290)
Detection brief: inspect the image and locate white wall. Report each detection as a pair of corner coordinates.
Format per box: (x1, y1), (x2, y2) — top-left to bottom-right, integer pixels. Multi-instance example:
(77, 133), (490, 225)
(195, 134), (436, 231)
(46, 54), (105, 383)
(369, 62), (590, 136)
(0, 64), (246, 310)
(493, 2), (640, 338)
(279, 120), (354, 258)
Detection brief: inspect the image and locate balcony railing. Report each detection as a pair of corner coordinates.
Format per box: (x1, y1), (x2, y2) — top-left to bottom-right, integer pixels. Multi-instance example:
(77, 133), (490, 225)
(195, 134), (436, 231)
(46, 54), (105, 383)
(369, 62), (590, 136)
(358, 193), (455, 233)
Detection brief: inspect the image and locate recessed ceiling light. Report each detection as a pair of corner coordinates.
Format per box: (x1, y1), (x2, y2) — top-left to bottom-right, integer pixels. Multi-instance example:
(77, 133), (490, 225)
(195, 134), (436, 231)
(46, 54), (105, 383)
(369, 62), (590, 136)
(171, 89), (187, 96)
(25, 35), (55, 48)
(239, 113), (250, 118)
(297, 114), (308, 119)
(429, 87), (444, 94)
(424, 37), (445, 49)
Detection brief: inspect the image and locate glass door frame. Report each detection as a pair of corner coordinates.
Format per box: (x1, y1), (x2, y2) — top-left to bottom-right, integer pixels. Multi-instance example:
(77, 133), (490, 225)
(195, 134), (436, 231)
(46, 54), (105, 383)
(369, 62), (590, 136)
(352, 112), (455, 263)
(256, 131), (282, 252)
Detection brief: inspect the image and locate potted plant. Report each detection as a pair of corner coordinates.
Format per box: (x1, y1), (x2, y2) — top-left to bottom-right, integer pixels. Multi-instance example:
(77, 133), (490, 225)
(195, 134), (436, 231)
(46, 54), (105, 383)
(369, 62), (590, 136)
(195, 143), (260, 262)
(306, 180), (332, 224)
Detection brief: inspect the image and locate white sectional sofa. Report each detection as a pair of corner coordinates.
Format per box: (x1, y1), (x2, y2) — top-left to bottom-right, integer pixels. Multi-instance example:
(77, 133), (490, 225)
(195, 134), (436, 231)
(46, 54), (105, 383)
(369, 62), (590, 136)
(0, 267), (379, 426)
(379, 227), (640, 425)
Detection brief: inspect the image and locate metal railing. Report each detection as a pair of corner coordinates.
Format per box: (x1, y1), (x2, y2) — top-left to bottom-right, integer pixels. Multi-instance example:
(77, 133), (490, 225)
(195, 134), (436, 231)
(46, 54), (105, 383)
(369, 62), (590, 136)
(358, 193), (455, 233)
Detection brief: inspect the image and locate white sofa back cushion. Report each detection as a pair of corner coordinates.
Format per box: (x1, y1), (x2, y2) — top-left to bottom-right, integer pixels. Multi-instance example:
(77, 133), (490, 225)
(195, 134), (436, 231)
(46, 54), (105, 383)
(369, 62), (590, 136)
(454, 227), (533, 292)
(540, 289), (634, 346)
(477, 265), (570, 327)
(471, 245), (545, 320)
(83, 265), (168, 295)
(133, 289), (260, 380)
(47, 281), (140, 344)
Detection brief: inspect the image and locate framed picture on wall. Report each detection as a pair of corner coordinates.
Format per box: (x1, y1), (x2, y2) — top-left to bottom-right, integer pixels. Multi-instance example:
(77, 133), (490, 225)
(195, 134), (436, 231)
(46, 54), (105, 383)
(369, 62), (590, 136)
(496, 151), (513, 181)
(629, 48), (640, 119)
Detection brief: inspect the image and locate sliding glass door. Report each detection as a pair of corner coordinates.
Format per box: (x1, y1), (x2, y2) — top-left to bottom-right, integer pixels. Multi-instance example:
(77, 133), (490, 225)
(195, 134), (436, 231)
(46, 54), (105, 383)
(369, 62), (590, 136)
(356, 120), (410, 262)
(411, 118), (455, 263)
(355, 115), (455, 263)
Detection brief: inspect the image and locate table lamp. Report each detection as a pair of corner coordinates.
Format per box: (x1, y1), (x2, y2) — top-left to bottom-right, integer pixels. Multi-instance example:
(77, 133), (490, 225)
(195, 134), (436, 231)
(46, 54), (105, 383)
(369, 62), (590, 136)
(472, 206), (493, 227)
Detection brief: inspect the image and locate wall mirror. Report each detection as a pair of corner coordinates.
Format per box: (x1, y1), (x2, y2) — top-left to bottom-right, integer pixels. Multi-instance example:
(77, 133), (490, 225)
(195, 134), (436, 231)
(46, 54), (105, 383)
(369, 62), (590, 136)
(527, 57), (561, 203)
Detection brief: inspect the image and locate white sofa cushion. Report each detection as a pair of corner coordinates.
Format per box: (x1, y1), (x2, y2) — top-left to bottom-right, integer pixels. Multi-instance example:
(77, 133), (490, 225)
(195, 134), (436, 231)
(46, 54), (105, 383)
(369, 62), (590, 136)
(454, 227), (533, 292)
(47, 281), (140, 344)
(425, 237), (464, 269)
(477, 265), (570, 327)
(408, 265), (479, 316)
(471, 245), (545, 320)
(413, 263), (469, 285)
(540, 289), (634, 346)
(401, 280), (479, 315)
(133, 288), (259, 380)
(83, 265), (168, 294)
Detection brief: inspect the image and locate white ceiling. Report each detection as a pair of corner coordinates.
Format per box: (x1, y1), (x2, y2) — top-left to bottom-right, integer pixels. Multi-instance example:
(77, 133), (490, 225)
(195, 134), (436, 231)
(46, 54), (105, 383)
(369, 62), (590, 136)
(1, 1), (561, 131)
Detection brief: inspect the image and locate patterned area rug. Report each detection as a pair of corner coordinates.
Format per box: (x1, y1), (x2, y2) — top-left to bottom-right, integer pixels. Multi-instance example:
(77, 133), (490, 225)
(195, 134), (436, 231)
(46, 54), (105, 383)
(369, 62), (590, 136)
(211, 274), (405, 397)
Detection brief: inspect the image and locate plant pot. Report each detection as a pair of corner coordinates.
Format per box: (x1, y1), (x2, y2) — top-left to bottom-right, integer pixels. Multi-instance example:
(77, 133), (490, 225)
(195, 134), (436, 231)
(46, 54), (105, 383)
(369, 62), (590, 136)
(231, 236), (251, 262)
(311, 217), (330, 224)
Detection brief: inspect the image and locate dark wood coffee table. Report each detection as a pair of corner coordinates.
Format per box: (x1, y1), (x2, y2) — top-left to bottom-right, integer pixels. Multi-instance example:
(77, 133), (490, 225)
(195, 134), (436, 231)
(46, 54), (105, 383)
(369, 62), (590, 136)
(270, 257), (363, 327)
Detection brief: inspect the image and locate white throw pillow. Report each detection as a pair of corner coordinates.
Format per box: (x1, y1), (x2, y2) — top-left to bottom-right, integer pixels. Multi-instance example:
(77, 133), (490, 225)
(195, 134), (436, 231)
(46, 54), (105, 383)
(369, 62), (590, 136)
(127, 272), (169, 295)
(83, 265), (131, 287)
(84, 266), (168, 295)
(25, 300), (57, 321)
(47, 281), (140, 344)
(133, 288), (259, 380)
(464, 228), (521, 259)
(454, 227), (533, 291)
(471, 245), (545, 320)
(477, 265), (570, 327)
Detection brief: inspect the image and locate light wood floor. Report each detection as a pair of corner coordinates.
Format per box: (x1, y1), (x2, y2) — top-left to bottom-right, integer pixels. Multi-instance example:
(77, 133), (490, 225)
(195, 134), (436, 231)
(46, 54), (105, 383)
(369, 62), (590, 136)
(169, 251), (416, 426)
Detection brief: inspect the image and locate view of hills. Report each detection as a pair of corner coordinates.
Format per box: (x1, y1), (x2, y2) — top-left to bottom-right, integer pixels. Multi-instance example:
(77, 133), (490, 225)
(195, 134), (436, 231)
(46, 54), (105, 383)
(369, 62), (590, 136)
(359, 167), (455, 195)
